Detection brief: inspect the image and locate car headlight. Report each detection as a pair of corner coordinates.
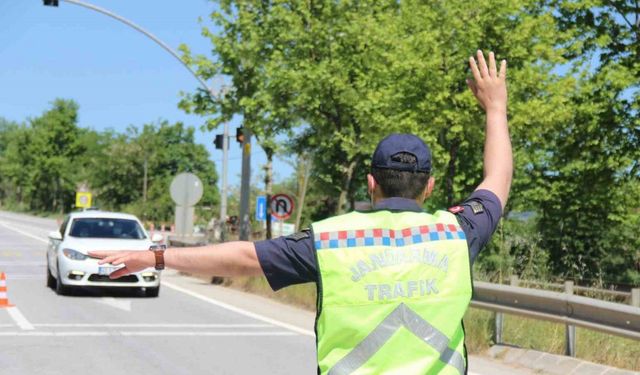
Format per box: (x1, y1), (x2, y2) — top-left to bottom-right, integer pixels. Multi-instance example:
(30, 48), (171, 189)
(62, 248), (88, 261)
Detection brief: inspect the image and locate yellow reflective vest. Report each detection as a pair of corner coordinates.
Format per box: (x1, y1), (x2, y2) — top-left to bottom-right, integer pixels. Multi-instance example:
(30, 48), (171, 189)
(312, 210), (472, 375)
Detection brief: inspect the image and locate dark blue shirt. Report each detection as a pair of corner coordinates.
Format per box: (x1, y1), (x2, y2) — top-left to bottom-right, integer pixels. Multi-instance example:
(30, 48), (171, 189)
(256, 189), (502, 291)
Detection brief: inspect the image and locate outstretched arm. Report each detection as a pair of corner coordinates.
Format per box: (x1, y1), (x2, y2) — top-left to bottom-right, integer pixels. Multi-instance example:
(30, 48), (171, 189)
(89, 241), (263, 279)
(467, 50), (512, 210)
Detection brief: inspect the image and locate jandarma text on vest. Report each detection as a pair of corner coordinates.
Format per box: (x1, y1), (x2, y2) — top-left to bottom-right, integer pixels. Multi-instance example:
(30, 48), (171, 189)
(350, 247), (449, 282)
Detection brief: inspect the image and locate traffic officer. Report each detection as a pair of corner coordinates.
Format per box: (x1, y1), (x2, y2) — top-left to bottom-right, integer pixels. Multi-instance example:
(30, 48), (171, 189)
(90, 50), (511, 374)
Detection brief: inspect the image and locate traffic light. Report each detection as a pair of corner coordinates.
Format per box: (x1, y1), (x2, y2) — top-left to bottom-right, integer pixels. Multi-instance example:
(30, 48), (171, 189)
(236, 127), (245, 144)
(214, 134), (224, 150)
(43, 0), (59, 6)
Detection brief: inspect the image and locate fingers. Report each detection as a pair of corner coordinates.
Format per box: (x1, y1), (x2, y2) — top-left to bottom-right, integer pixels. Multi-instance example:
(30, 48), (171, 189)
(97, 255), (116, 265)
(488, 51), (497, 77)
(477, 50), (489, 78)
(469, 56), (481, 82)
(88, 251), (116, 259)
(91, 250), (132, 264)
(109, 267), (131, 280)
(466, 78), (478, 96)
(470, 50), (507, 80)
(97, 254), (127, 265)
(109, 257), (126, 266)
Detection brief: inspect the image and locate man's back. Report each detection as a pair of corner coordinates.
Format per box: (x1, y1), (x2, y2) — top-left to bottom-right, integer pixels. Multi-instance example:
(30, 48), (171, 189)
(313, 209), (471, 374)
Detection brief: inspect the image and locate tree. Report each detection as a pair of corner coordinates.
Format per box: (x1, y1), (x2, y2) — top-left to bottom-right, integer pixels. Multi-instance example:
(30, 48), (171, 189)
(181, 0), (574, 216)
(129, 122), (220, 224)
(0, 106), (219, 228)
(179, 1), (300, 237)
(527, 0), (640, 283)
(0, 118), (22, 206)
(0, 100), (86, 212)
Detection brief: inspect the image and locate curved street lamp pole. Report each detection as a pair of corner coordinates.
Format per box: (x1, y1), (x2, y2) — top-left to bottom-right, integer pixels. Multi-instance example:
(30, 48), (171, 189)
(59, 0), (210, 92)
(44, 0), (232, 241)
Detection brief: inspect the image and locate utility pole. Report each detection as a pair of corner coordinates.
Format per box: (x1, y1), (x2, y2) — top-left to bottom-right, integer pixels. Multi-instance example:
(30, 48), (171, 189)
(143, 157), (148, 203)
(238, 128), (252, 240)
(219, 122), (229, 241)
(264, 153), (273, 239)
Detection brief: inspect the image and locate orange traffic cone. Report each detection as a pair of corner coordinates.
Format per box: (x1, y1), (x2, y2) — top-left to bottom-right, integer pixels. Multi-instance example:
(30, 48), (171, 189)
(0, 273), (14, 308)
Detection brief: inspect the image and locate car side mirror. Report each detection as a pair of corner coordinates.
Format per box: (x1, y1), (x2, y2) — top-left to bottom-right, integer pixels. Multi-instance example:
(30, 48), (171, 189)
(48, 231), (62, 241)
(151, 233), (164, 243)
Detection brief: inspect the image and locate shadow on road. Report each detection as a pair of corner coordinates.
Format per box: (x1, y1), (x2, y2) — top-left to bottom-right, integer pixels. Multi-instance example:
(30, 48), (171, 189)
(46, 285), (153, 298)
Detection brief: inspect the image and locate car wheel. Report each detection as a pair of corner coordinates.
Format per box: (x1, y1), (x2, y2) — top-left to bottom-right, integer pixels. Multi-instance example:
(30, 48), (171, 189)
(46, 260), (56, 289)
(145, 286), (160, 298)
(55, 262), (70, 296)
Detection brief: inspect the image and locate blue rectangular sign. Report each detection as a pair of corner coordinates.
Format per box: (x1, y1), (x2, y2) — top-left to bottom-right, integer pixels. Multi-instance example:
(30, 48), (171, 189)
(255, 195), (267, 221)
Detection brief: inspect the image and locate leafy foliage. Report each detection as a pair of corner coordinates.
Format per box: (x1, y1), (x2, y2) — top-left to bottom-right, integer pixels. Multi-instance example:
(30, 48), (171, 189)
(0, 101), (219, 224)
(178, 0), (639, 284)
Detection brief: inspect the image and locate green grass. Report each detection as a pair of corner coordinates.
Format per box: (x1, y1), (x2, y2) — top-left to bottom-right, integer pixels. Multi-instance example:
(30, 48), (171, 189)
(463, 308), (640, 370)
(222, 276), (640, 371)
(222, 275), (318, 310)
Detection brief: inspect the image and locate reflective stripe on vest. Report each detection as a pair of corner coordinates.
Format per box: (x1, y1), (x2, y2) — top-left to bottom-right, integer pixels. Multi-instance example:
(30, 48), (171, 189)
(313, 210), (472, 375)
(328, 303), (465, 375)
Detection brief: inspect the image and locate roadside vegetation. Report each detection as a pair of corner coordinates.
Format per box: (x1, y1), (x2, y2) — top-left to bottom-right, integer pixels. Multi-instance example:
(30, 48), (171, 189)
(0, 103), (219, 225)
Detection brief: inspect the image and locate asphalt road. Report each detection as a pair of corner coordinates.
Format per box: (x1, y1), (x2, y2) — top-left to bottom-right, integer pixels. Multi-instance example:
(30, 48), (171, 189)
(0, 210), (537, 375)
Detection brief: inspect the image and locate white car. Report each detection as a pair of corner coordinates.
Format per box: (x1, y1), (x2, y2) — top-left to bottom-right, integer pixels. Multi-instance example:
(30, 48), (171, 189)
(46, 210), (163, 297)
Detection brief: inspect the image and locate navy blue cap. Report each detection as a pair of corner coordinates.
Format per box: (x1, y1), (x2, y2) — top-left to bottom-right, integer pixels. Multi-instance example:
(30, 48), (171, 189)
(371, 134), (432, 173)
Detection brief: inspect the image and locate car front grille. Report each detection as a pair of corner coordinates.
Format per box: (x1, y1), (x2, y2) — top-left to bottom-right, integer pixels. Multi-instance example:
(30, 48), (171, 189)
(88, 274), (139, 283)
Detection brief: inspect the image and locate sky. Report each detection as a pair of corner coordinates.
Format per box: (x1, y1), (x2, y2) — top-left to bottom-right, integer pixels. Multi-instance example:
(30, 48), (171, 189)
(0, 0), (294, 192)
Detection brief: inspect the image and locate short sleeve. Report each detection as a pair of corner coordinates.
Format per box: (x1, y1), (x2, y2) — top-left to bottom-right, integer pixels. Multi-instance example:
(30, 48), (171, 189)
(254, 229), (318, 291)
(451, 189), (503, 264)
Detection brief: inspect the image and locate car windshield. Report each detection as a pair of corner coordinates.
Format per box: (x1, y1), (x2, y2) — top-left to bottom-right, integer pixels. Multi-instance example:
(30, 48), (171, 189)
(68, 218), (146, 239)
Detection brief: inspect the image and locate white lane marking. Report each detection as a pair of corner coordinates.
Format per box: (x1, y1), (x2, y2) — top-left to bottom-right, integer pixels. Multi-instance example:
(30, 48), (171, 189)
(0, 215), (56, 235)
(0, 261), (45, 266)
(0, 331), (296, 337)
(0, 274), (41, 280)
(120, 331), (297, 337)
(34, 323), (272, 328)
(0, 221), (49, 244)
(6, 306), (35, 330)
(95, 297), (131, 312)
(0, 331), (107, 336)
(162, 280), (315, 337)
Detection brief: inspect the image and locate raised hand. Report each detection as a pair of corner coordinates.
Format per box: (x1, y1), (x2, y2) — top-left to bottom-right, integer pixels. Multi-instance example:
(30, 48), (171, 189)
(467, 50), (507, 113)
(88, 250), (155, 279)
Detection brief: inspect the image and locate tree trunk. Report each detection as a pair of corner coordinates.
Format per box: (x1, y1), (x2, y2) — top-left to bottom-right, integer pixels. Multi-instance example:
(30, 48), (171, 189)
(143, 157), (148, 203)
(264, 149), (273, 239)
(336, 159), (358, 214)
(294, 154), (311, 231)
(445, 139), (460, 207)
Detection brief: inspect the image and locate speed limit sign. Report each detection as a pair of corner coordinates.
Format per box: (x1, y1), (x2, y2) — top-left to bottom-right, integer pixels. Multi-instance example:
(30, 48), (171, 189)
(271, 194), (294, 220)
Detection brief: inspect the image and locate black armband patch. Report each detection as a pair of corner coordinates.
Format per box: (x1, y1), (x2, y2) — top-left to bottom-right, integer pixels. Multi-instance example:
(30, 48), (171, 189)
(468, 201), (485, 215)
(286, 230), (311, 242)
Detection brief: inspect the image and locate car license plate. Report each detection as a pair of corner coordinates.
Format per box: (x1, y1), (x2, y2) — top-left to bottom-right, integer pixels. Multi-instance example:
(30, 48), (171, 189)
(98, 266), (119, 276)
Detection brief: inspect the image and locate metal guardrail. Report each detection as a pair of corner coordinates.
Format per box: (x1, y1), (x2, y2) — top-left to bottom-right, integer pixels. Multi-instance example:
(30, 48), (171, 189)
(470, 280), (640, 357)
(516, 279), (633, 300)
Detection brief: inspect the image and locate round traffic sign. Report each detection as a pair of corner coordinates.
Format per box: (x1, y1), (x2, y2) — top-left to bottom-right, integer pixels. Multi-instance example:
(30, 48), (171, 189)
(170, 172), (203, 206)
(271, 194), (294, 220)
